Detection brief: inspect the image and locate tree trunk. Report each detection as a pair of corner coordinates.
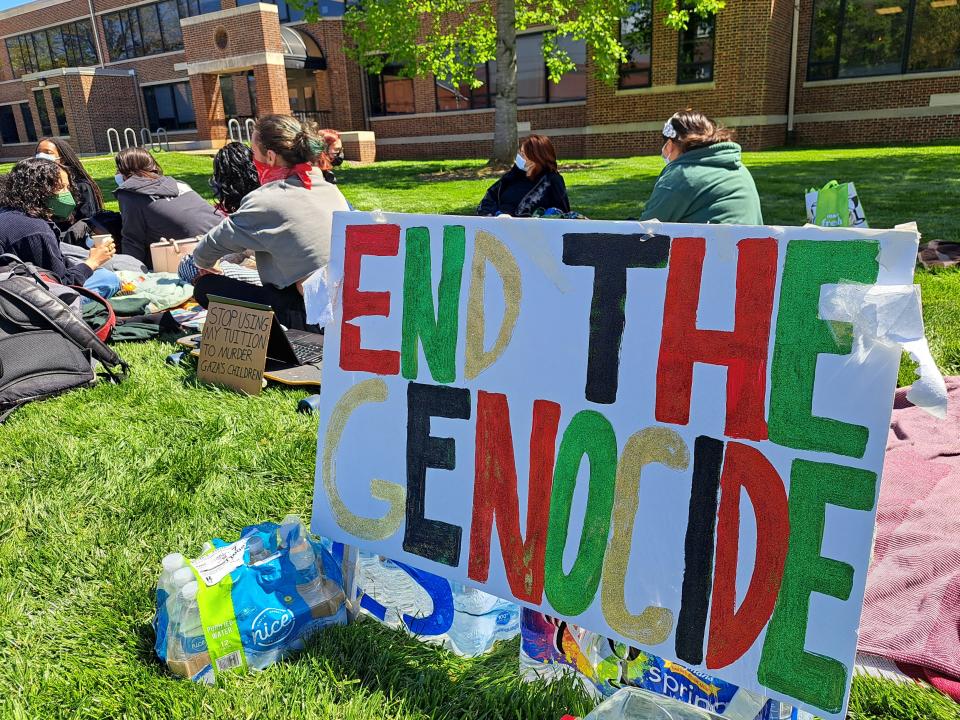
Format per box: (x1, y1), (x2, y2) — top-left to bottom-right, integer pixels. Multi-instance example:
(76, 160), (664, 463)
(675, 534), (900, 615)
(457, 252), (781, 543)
(492, 0), (517, 165)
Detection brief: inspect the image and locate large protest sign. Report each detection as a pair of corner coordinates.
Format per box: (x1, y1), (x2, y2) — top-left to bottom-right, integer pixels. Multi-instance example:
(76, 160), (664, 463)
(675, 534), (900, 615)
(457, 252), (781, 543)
(311, 211), (921, 719)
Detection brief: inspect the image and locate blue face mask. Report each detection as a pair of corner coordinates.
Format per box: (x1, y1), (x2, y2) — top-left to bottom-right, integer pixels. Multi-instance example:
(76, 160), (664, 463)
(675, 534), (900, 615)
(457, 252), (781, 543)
(36, 152), (58, 163)
(515, 153), (526, 171)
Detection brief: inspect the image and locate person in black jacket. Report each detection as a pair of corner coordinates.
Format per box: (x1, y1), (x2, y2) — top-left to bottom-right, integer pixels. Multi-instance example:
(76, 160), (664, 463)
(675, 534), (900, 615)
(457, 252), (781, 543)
(35, 137), (112, 245)
(0, 158), (118, 296)
(478, 134), (570, 217)
(114, 147), (223, 269)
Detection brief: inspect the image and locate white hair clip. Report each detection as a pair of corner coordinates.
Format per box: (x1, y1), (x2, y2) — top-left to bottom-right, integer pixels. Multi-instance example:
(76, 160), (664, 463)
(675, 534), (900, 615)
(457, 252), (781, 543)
(662, 119), (677, 139)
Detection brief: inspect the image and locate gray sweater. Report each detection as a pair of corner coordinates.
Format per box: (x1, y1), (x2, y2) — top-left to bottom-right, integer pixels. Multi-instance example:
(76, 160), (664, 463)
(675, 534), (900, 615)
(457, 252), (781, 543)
(193, 168), (350, 289)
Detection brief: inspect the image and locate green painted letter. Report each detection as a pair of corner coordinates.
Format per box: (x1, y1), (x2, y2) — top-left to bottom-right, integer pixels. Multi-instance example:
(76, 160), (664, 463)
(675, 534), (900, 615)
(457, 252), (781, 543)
(401, 225), (466, 383)
(758, 459), (877, 714)
(544, 410), (617, 617)
(769, 240), (878, 458)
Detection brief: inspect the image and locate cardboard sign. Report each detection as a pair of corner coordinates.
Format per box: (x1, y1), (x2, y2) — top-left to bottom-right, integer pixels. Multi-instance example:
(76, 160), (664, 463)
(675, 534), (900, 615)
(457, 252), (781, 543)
(311, 212), (921, 719)
(197, 296), (273, 395)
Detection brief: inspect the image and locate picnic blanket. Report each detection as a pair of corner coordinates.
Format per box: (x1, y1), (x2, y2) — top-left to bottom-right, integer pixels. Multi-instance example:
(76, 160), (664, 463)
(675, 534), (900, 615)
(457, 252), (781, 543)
(918, 241), (960, 270)
(858, 377), (960, 700)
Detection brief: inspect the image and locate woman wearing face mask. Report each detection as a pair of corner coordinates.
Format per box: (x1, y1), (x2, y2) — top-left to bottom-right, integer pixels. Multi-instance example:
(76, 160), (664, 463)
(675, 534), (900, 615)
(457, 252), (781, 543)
(34, 137), (106, 240)
(477, 134), (570, 217)
(0, 158), (119, 296)
(114, 147), (222, 269)
(640, 111), (762, 224)
(191, 114), (350, 330)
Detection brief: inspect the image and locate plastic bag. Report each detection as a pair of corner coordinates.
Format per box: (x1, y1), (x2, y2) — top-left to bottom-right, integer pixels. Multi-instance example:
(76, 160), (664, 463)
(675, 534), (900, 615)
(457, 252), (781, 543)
(349, 550), (520, 656)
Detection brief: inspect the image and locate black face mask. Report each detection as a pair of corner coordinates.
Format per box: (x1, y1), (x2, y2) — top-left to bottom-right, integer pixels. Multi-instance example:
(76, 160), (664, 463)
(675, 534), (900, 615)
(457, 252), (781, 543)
(331, 151), (344, 167)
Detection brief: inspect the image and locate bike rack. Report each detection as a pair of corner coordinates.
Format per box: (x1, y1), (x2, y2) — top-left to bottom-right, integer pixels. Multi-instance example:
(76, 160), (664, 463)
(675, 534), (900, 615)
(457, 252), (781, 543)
(123, 127), (138, 148)
(140, 127), (152, 149)
(227, 118), (242, 143)
(244, 118), (255, 143)
(155, 128), (170, 152)
(106, 128), (122, 154)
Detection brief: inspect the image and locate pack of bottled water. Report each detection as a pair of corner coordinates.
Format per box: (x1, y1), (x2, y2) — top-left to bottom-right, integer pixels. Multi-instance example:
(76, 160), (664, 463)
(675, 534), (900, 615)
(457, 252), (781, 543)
(153, 515), (347, 682)
(351, 551), (520, 657)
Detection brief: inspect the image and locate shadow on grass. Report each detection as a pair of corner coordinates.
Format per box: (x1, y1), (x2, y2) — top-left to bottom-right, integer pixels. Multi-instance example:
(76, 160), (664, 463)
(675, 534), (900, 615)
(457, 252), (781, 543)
(306, 620), (593, 720)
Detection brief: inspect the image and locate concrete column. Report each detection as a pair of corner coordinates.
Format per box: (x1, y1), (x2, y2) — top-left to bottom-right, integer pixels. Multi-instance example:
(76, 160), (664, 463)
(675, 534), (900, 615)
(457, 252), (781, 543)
(189, 73), (228, 144)
(252, 63), (291, 117)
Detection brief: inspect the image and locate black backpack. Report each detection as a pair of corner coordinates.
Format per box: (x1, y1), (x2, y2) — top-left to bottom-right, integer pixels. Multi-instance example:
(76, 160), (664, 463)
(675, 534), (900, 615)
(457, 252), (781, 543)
(0, 255), (128, 423)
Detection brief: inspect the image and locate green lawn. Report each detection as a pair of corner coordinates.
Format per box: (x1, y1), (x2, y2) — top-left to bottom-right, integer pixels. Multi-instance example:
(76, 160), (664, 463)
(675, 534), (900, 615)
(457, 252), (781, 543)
(2, 146), (960, 720)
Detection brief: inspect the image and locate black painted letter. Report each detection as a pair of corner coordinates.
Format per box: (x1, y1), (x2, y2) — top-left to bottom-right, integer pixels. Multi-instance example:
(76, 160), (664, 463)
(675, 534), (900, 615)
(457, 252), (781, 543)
(676, 435), (724, 665)
(404, 382), (471, 566)
(562, 233), (670, 404)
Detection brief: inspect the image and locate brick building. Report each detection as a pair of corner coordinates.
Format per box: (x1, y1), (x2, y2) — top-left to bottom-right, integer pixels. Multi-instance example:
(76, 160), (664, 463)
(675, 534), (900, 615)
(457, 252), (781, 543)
(0, 0), (957, 161)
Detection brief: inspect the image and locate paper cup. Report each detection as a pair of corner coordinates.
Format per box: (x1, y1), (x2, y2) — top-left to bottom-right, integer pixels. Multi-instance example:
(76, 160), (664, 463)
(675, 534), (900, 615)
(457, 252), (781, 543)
(91, 234), (111, 247)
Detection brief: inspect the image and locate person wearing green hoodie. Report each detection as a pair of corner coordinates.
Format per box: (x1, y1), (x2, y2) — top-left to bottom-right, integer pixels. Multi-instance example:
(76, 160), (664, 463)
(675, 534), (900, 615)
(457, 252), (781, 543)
(640, 111), (763, 225)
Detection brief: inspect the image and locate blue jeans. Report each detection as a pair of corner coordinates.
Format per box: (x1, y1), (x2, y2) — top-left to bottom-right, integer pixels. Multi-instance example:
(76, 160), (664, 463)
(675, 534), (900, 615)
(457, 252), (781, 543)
(83, 267), (120, 299)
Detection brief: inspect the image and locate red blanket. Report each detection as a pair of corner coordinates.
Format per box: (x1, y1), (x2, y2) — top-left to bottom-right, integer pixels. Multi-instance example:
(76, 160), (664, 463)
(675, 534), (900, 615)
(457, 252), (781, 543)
(858, 378), (960, 699)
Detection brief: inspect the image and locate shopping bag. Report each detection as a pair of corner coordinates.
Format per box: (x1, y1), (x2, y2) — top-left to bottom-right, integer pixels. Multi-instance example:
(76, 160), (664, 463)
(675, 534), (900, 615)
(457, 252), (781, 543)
(150, 236), (200, 273)
(805, 180), (868, 228)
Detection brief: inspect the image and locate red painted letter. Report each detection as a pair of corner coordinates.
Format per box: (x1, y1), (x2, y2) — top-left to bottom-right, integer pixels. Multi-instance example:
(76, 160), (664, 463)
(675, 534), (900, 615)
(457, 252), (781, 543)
(468, 391), (561, 604)
(656, 237), (777, 440)
(706, 441), (789, 669)
(340, 224), (400, 374)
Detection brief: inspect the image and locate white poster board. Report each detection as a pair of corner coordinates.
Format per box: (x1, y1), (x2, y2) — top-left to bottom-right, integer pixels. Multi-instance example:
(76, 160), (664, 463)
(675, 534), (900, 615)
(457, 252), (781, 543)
(311, 212), (920, 719)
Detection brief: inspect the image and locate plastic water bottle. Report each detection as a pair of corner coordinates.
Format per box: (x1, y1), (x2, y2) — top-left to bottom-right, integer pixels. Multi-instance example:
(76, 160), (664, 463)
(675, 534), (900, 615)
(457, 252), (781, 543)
(583, 686), (721, 720)
(278, 514), (307, 550)
(160, 553), (186, 589)
(167, 581), (211, 680)
(291, 543), (345, 619)
(246, 535), (271, 565)
(441, 581), (520, 656)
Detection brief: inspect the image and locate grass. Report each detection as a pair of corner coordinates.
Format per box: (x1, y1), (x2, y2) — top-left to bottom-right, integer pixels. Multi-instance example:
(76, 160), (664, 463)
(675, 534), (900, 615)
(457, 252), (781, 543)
(2, 145), (960, 719)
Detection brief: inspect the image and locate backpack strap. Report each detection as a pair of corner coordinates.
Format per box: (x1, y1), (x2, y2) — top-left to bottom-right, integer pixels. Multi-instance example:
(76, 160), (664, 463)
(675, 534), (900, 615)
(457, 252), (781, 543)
(69, 285), (117, 344)
(0, 279), (128, 381)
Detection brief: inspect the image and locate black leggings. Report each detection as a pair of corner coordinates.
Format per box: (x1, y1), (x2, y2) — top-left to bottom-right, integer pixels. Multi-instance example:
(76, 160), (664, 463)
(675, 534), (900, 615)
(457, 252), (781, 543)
(193, 274), (316, 331)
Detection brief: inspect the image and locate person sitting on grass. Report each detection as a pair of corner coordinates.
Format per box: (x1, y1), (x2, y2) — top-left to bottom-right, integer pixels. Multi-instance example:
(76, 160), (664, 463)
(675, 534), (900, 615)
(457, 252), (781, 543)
(35, 136), (116, 245)
(114, 147), (222, 269)
(178, 142), (261, 286)
(191, 114), (350, 331)
(640, 110), (763, 225)
(477, 134), (570, 217)
(0, 158), (119, 297)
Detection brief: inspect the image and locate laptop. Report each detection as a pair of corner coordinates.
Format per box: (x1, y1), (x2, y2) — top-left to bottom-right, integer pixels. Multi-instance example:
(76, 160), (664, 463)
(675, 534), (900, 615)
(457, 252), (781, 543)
(207, 294), (324, 367)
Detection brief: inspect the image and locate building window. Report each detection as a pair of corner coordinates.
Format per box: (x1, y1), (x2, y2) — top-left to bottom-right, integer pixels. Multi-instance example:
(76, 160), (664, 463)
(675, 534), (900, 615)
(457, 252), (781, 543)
(808, 0), (960, 80)
(436, 61), (496, 111)
(103, 0), (212, 61)
(143, 82), (196, 130)
(49, 87), (69, 135)
(620, 0), (654, 88)
(677, 10), (716, 83)
(220, 75), (238, 117)
(3, 20), (98, 78)
(516, 32), (587, 105)
(0, 105), (19, 144)
(368, 64), (415, 115)
(237, 0), (304, 24)
(19, 103), (37, 143)
(34, 91), (52, 136)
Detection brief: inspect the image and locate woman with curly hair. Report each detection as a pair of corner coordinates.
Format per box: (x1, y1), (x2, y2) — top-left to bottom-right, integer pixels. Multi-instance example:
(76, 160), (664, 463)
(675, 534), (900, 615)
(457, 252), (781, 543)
(0, 158), (119, 296)
(209, 141), (261, 215)
(177, 142), (262, 285)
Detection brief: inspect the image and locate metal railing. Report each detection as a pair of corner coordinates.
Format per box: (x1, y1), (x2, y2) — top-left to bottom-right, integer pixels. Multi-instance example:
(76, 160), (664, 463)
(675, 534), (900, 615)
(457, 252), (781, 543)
(293, 110), (332, 128)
